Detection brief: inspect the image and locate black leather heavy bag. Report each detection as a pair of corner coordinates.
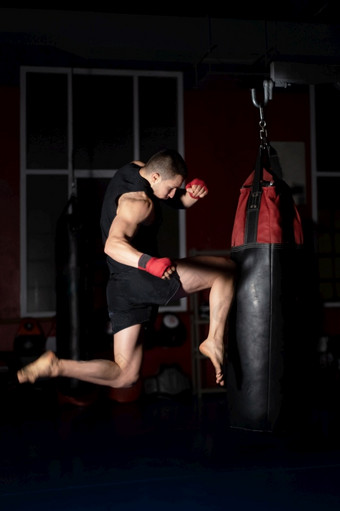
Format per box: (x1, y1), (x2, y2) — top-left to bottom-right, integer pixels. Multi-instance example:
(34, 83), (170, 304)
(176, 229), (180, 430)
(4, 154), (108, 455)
(227, 147), (304, 432)
(55, 194), (90, 363)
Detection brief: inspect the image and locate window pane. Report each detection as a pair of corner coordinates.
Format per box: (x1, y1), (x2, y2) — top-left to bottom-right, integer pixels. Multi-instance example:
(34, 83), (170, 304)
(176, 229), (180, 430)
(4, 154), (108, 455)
(76, 177), (110, 314)
(23, 70), (185, 316)
(26, 73), (68, 169)
(139, 76), (178, 160)
(73, 75), (133, 169)
(317, 176), (340, 301)
(26, 175), (68, 313)
(315, 84), (340, 172)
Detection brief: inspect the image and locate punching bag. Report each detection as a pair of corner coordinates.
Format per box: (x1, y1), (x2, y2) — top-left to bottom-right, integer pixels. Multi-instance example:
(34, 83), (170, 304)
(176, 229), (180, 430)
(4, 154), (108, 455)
(227, 145), (304, 432)
(55, 194), (90, 391)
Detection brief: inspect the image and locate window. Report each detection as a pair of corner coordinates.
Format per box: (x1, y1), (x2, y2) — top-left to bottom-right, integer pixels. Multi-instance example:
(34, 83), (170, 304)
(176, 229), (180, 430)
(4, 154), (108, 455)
(312, 84), (340, 304)
(21, 67), (186, 317)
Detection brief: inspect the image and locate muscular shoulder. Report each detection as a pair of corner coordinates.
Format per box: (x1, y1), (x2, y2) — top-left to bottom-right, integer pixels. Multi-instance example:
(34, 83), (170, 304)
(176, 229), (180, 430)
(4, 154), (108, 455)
(118, 190), (150, 206)
(117, 191), (153, 223)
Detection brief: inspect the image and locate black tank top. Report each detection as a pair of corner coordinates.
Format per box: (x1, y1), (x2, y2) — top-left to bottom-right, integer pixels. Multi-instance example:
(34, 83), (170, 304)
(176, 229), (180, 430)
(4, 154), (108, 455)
(100, 162), (161, 274)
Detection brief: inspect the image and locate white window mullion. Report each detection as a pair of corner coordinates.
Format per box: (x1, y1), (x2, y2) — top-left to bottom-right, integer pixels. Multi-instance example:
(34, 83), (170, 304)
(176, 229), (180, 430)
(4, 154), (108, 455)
(133, 75), (140, 161)
(20, 67), (27, 316)
(68, 69), (75, 195)
(310, 85), (318, 224)
(177, 72), (184, 157)
(176, 72), (186, 260)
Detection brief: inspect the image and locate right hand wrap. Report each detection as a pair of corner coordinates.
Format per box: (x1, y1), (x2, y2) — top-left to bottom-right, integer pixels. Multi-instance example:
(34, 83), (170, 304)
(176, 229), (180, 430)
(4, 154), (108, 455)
(138, 254), (173, 278)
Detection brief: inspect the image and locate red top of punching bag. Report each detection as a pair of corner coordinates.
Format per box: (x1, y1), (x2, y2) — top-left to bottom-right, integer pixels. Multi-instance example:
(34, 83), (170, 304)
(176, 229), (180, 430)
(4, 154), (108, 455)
(231, 169), (304, 247)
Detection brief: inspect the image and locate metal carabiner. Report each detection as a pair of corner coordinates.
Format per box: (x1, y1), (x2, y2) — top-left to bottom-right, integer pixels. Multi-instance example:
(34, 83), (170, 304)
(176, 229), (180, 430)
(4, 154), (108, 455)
(251, 79), (273, 147)
(251, 80), (273, 111)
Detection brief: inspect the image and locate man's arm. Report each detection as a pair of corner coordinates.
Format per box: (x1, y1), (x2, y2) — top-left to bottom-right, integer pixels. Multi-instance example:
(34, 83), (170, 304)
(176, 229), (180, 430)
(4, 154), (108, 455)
(104, 192), (174, 279)
(104, 191), (152, 267)
(180, 178), (208, 208)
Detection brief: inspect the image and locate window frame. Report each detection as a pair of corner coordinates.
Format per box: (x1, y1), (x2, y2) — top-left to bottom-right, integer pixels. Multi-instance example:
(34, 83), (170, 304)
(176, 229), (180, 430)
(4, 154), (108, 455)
(20, 66), (187, 317)
(310, 84), (340, 308)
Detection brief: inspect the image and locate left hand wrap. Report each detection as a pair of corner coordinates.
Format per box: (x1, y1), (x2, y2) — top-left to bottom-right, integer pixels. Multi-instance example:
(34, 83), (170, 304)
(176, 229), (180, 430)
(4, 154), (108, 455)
(138, 254), (173, 278)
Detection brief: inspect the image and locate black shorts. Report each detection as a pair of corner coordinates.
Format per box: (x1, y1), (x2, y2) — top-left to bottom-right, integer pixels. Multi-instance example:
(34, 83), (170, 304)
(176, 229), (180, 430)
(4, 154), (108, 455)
(106, 268), (183, 335)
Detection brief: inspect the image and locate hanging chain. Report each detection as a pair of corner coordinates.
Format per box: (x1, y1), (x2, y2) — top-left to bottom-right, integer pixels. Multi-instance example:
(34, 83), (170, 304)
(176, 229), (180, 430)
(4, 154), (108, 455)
(259, 118), (268, 148)
(251, 80), (273, 149)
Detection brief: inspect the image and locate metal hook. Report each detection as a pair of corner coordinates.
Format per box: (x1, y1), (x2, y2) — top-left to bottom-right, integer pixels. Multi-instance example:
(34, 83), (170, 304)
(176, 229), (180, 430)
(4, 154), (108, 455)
(251, 79), (273, 120)
(251, 79), (273, 148)
(251, 79), (273, 108)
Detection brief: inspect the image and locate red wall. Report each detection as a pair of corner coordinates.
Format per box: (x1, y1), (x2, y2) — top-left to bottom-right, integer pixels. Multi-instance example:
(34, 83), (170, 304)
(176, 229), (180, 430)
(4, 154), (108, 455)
(0, 83), (317, 363)
(183, 86), (312, 252)
(0, 88), (21, 349)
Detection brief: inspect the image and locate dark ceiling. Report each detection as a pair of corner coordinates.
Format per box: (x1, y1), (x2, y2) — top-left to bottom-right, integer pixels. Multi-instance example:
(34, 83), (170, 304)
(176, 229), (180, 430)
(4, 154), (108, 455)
(12, 2), (340, 24)
(2, 4), (340, 89)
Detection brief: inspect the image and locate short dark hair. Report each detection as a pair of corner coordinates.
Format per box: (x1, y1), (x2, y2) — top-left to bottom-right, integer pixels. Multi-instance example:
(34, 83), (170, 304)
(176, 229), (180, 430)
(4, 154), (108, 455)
(145, 149), (188, 180)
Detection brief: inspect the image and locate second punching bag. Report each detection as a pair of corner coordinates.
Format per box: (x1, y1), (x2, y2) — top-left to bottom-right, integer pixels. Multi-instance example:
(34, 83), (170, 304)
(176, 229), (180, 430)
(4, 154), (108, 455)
(227, 146), (304, 432)
(55, 194), (90, 383)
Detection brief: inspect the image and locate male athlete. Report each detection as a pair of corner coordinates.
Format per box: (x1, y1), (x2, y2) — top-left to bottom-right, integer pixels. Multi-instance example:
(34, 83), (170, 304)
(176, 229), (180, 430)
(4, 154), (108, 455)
(17, 149), (235, 388)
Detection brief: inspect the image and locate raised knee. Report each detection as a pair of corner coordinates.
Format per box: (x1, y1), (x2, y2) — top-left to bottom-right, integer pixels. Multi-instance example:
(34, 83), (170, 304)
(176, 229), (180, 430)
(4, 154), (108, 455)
(113, 370), (140, 389)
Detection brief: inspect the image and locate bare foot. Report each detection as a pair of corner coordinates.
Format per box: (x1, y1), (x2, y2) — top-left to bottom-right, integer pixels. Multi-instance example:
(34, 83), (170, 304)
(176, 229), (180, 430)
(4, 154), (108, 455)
(199, 338), (225, 386)
(17, 351), (59, 384)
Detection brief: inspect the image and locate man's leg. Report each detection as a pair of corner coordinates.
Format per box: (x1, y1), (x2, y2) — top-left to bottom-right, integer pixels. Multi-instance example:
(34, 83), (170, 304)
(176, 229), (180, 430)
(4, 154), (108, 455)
(175, 256), (235, 386)
(17, 324), (143, 389)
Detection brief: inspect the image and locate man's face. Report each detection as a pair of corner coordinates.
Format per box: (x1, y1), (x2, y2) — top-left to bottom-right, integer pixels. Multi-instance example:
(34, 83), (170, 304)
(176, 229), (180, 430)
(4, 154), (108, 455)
(152, 174), (184, 200)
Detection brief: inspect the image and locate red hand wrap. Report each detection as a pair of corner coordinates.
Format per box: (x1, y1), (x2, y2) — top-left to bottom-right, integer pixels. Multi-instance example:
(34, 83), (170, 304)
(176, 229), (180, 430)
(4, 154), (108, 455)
(138, 254), (173, 278)
(185, 178), (208, 199)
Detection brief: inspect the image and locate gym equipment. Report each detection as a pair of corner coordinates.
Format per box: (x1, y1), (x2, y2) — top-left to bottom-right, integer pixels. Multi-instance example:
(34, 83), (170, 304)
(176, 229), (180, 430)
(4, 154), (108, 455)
(55, 192), (92, 397)
(13, 317), (46, 369)
(144, 364), (191, 396)
(55, 193), (89, 360)
(157, 314), (187, 347)
(144, 314), (187, 349)
(227, 81), (304, 432)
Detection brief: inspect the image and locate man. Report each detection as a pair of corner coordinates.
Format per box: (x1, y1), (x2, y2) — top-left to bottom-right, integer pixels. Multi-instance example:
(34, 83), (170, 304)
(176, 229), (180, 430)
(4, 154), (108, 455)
(17, 149), (235, 388)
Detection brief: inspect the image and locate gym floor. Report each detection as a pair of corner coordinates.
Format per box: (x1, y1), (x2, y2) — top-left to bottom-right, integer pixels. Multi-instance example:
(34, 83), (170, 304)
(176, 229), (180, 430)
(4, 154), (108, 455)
(1, 372), (340, 511)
